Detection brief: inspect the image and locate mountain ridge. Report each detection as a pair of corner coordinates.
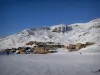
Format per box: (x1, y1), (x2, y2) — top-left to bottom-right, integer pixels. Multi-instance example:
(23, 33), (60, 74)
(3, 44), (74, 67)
(0, 18), (100, 49)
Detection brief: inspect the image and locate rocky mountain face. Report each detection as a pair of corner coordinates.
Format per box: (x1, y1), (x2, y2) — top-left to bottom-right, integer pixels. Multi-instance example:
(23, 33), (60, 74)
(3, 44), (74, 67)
(0, 18), (100, 49)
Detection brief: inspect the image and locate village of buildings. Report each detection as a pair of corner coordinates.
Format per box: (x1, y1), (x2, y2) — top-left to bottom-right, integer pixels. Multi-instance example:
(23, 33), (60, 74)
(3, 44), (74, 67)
(0, 40), (94, 54)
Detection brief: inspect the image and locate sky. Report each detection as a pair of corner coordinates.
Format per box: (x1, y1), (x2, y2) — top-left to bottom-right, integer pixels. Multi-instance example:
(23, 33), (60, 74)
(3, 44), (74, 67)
(0, 0), (100, 36)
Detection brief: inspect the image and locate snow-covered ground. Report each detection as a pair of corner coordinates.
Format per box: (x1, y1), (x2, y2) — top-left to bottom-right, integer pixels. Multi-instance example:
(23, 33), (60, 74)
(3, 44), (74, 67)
(0, 52), (100, 75)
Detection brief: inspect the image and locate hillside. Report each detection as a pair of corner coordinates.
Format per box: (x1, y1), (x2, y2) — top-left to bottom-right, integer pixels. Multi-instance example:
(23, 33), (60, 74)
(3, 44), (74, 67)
(0, 18), (100, 49)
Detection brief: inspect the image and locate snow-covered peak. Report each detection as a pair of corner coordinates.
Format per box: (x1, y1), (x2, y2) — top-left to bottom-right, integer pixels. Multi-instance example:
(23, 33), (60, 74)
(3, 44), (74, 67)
(50, 24), (66, 29)
(19, 29), (30, 36)
(90, 18), (100, 23)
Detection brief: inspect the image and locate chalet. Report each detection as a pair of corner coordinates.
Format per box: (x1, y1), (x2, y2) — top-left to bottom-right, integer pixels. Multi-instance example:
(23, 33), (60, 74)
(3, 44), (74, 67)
(66, 42), (95, 51)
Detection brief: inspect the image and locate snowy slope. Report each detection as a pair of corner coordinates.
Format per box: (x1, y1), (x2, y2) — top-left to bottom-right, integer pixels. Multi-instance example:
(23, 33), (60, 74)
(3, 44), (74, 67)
(0, 18), (100, 49)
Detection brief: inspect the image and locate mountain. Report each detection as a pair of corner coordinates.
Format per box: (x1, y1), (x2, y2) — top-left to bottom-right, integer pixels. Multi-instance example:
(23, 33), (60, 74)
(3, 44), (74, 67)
(0, 18), (100, 49)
